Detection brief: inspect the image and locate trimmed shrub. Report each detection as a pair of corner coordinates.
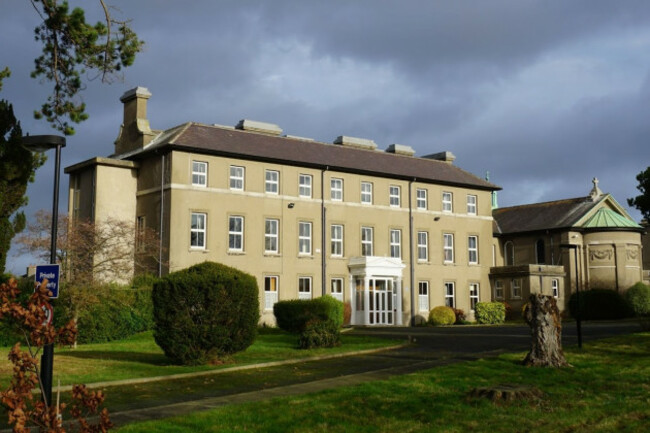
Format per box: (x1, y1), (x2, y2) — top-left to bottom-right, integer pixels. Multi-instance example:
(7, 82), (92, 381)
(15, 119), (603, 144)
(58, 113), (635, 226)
(152, 262), (259, 365)
(274, 296), (343, 349)
(298, 319), (341, 349)
(625, 282), (650, 317)
(451, 308), (466, 324)
(428, 306), (456, 326)
(568, 289), (631, 320)
(475, 302), (506, 324)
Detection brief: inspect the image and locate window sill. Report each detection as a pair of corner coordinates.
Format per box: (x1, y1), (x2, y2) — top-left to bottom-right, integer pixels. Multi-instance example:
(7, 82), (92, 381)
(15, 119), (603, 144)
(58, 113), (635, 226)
(298, 255), (314, 259)
(227, 251), (246, 256)
(264, 253), (282, 257)
(189, 248), (209, 253)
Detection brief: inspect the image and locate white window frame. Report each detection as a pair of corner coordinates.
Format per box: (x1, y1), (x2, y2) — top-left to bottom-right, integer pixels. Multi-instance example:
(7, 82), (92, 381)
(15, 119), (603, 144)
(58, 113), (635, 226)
(265, 170), (279, 194)
(442, 191), (453, 212)
(361, 226), (373, 256)
(190, 212), (206, 249)
(298, 276), (312, 300)
(330, 178), (343, 201)
(230, 165), (245, 190)
(511, 279), (521, 299)
(264, 276), (279, 310)
(264, 218), (279, 254)
(552, 279), (559, 298)
(390, 229), (401, 258)
(417, 231), (428, 262)
(468, 235), (478, 265)
(299, 174), (312, 198)
(298, 221), (312, 255)
(331, 278), (344, 302)
(494, 280), (504, 300)
(467, 194), (477, 215)
(469, 283), (480, 311)
(444, 282), (455, 308)
(331, 224), (343, 257)
(361, 182), (373, 204)
(389, 185), (401, 207)
(418, 281), (429, 312)
(416, 188), (427, 210)
(228, 216), (244, 252)
(444, 233), (454, 263)
(192, 161), (207, 187)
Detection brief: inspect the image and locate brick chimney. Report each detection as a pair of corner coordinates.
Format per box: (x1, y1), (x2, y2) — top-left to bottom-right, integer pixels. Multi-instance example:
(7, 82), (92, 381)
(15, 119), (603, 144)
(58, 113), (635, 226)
(114, 87), (156, 155)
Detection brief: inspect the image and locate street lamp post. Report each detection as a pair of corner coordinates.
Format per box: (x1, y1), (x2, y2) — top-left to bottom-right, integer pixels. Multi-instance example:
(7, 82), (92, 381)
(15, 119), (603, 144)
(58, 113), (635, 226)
(560, 243), (582, 349)
(22, 134), (66, 406)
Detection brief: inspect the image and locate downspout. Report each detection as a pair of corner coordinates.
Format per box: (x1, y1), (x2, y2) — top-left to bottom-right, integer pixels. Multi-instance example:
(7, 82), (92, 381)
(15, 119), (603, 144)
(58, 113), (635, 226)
(158, 153), (165, 277)
(321, 167), (328, 296)
(409, 179), (415, 326)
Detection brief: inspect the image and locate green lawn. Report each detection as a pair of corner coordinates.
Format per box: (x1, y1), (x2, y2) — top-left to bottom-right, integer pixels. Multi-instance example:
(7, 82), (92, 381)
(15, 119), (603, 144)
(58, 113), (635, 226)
(0, 328), (402, 388)
(115, 333), (650, 433)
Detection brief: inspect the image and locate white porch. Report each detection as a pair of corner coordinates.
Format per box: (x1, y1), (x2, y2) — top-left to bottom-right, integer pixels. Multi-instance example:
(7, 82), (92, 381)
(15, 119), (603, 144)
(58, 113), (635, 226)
(348, 256), (405, 326)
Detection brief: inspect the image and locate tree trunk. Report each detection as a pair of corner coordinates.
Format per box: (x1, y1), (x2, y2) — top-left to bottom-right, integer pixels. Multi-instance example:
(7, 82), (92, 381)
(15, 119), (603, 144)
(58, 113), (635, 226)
(522, 294), (571, 367)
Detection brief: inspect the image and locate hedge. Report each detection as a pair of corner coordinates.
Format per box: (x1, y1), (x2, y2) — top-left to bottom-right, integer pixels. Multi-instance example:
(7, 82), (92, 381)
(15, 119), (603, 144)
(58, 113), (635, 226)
(475, 301), (506, 324)
(568, 289), (631, 320)
(428, 306), (456, 326)
(274, 296), (343, 349)
(152, 262), (259, 365)
(625, 282), (650, 317)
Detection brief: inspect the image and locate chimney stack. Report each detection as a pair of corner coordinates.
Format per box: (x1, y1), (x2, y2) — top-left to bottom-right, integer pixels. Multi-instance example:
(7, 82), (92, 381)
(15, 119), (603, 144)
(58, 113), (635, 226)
(114, 87), (156, 155)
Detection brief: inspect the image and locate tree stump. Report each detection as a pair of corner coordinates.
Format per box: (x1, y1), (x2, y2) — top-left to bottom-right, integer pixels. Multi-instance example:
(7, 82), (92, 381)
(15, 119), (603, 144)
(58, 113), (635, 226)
(522, 294), (571, 367)
(469, 384), (544, 403)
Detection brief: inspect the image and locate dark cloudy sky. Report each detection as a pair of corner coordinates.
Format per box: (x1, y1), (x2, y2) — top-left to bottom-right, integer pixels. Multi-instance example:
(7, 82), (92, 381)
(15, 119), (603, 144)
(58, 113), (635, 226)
(2, 0), (650, 274)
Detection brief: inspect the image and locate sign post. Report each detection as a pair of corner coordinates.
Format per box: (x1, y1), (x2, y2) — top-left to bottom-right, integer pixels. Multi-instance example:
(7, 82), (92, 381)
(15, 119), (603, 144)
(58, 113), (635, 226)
(34, 263), (60, 406)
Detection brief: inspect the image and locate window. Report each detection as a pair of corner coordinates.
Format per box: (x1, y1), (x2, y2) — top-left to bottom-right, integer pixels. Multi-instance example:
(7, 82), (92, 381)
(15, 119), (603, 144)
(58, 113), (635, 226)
(535, 239), (546, 264)
(230, 166), (244, 190)
(443, 233), (454, 263)
(331, 224), (343, 257)
(390, 229), (401, 258)
(228, 216), (244, 251)
(264, 276), (278, 310)
(511, 279), (521, 299)
(416, 188), (427, 210)
(192, 161), (207, 187)
(389, 185), (400, 207)
(136, 216), (146, 252)
(504, 241), (515, 266)
(298, 277), (312, 300)
(469, 283), (480, 311)
(264, 219), (279, 253)
(468, 236), (478, 264)
(265, 170), (279, 194)
(442, 192), (453, 212)
(494, 280), (504, 299)
(552, 279), (559, 298)
(417, 231), (428, 261)
(190, 212), (206, 249)
(361, 226), (373, 256)
(418, 281), (429, 312)
(330, 178), (343, 201)
(467, 195), (477, 215)
(361, 182), (373, 204)
(331, 278), (343, 302)
(298, 221), (312, 255)
(299, 174), (312, 198)
(444, 282), (455, 308)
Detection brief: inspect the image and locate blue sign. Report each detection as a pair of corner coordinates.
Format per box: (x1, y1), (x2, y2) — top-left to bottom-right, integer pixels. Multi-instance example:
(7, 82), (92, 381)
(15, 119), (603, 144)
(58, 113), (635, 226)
(34, 264), (61, 299)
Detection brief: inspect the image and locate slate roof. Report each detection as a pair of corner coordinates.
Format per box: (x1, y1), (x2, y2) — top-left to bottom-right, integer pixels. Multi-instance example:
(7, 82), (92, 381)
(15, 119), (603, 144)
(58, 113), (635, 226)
(125, 122), (500, 191)
(493, 195), (642, 235)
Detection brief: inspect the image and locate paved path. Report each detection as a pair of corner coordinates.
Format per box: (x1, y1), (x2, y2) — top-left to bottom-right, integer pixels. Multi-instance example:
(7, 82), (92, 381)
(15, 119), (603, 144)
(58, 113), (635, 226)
(1, 321), (642, 431)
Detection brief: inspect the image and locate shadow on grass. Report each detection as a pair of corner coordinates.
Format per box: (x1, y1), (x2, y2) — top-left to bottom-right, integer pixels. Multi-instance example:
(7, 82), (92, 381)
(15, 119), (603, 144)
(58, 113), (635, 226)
(58, 350), (172, 365)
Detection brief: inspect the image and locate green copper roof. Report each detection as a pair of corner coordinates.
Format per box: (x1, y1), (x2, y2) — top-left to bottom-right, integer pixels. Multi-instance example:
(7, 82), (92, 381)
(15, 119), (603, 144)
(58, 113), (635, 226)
(582, 208), (641, 229)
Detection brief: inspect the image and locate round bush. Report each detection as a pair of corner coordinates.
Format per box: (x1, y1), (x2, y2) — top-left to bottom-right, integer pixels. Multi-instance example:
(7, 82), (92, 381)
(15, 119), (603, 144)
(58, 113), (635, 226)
(625, 282), (650, 317)
(152, 262), (259, 365)
(475, 301), (506, 324)
(428, 306), (456, 326)
(568, 289), (631, 320)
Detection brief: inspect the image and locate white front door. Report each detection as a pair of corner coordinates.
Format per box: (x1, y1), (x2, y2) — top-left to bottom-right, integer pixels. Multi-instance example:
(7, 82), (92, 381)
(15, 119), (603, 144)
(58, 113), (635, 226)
(369, 278), (394, 325)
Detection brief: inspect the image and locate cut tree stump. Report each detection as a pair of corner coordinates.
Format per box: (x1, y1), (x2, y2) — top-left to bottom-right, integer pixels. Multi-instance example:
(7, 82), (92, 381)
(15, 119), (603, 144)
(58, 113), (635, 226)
(469, 384), (544, 403)
(522, 293), (571, 367)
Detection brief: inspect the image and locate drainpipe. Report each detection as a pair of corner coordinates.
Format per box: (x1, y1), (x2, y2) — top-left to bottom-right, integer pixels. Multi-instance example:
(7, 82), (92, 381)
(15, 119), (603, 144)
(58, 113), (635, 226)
(409, 179), (415, 326)
(158, 153), (165, 277)
(321, 167), (328, 296)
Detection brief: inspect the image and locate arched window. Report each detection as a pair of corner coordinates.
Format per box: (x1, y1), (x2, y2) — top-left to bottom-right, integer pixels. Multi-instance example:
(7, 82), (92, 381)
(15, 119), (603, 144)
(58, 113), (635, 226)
(504, 241), (515, 266)
(535, 239), (546, 264)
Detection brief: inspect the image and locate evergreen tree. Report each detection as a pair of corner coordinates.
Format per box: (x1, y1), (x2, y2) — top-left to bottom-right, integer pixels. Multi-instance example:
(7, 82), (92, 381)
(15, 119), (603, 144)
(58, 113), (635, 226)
(628, 167), (650, 221)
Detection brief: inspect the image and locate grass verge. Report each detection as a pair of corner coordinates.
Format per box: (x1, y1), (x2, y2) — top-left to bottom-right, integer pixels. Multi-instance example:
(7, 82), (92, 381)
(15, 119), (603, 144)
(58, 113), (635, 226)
(114, 333), (650, 433)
